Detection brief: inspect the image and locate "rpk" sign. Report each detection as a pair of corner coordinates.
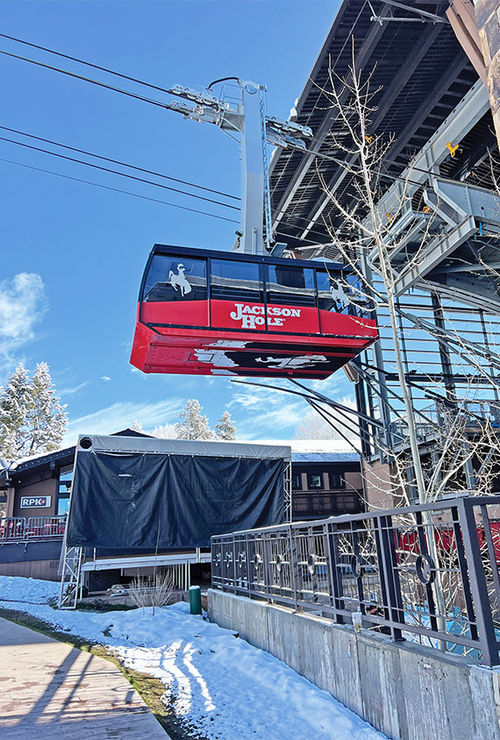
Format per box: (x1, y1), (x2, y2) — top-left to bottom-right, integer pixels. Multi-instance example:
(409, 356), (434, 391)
(20, 496), (52, 509)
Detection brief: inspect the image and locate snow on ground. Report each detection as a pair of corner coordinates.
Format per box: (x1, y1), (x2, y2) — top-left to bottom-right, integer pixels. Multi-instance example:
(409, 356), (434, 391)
(0, 576), (386, 740)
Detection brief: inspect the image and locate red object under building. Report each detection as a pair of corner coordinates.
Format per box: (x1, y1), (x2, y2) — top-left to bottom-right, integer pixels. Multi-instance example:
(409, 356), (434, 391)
(130, 245), (378, 379)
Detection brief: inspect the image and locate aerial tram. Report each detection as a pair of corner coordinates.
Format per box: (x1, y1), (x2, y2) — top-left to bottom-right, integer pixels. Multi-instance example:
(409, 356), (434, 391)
(130, 79), (378, 380)
(131, 245), (377, 379)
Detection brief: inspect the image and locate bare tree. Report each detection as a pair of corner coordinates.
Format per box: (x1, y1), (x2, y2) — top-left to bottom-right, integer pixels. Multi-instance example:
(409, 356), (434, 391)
(300, 53), (500, 652)
(310, 49), (500, 510)
(128, 571), (174, 616)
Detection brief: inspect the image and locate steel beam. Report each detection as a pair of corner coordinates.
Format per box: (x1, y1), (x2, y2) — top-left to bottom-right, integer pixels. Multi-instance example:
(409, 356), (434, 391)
(393, 216), (476, 294)
(298, 22), (444, 240)
(371, 79), (488, 231)
(272, 4), (390, 230)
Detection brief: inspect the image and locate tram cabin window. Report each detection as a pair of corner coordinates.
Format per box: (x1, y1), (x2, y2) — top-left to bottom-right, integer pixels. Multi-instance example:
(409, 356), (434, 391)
(317, 271), (351, 314)
(267, 265), (316, 307)
(143, 255), (207, 302)
(210, 259), (264, 303)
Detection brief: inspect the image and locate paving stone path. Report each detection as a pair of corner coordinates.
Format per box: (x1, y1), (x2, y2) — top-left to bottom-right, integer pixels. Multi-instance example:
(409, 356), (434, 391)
(0, 616), (169, 738)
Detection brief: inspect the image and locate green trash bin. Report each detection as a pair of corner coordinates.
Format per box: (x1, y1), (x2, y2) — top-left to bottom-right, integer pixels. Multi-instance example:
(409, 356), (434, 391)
(189, 585), (202, 615)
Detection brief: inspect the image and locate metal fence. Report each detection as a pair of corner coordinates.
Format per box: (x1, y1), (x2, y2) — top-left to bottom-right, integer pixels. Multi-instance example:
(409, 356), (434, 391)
(0, 515), (66, 543)
(211, 496), (500, 666)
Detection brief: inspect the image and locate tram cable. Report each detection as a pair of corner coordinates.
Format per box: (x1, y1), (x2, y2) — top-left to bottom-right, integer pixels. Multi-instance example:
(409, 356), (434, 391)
(0, 124), (240, 201)
(0, 31), (175, 96)
(0, 129), (331, 241)
(0, 157), (240, 224)
(1, 33), (447, 245)
(0, 48), (172, 110)
(0, 135), (240, 211)
(0, 42), (451, 187)
(0, 149), (327, 241)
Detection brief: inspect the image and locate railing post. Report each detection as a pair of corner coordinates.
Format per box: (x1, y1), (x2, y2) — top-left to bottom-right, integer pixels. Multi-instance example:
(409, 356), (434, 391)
(288, 524), (298, 608)
(458, 498), (499, 666)
(377, 514), (404, 641)
(244, 533), (251, 596)
(326, 519), (344, 624)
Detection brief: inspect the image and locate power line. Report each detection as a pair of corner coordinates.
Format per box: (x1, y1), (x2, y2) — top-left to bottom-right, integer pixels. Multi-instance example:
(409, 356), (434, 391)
(0, 157), (240, 224)
(0, 125), (240, 201)
(0, 134), (240, 211)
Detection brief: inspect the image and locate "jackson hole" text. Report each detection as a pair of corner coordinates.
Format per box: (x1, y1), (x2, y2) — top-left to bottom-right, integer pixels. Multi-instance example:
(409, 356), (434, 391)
(229, 303), (301, 329)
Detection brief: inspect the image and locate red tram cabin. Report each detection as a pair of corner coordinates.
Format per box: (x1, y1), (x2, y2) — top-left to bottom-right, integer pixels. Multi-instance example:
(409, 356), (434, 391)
(130, 246), (378, 379)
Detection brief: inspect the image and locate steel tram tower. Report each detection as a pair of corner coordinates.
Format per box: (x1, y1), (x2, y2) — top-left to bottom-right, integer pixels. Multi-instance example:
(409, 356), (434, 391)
(160, 78), (313, 255)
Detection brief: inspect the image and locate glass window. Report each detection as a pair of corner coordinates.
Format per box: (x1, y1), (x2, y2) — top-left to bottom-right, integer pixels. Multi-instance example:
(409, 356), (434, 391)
(57, 495), (71, 516)
(143, 255), (207, 302)
(210, 259), (263, 303)
(267, 265), (316, 307)
(57, 468), (72, 516)
(329, 472), (343, 489)
(317, 270), (369, 318)
(292, 473), (301, 489)
(317, 270), (352, 314)
(345, 273), (369, 316)
(307, 472), (323, 489)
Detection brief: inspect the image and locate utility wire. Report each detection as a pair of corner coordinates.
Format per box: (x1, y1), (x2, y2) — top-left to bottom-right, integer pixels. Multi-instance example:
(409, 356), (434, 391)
(0, 135), (240, 210)
(0, 157), (240, 224)
(0, 125), (240, 201)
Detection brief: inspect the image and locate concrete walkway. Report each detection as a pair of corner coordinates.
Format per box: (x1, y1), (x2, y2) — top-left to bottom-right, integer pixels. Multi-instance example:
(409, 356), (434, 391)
(0, 616), (169, 738)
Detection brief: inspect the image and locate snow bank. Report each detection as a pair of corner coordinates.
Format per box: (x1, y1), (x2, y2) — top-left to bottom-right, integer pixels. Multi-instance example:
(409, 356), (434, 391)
(0, 576), (386, 740)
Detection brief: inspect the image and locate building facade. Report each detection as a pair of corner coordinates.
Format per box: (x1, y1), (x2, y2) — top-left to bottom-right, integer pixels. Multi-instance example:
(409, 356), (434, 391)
(0, 438), (363, 583)
(291, 452), (363, 520)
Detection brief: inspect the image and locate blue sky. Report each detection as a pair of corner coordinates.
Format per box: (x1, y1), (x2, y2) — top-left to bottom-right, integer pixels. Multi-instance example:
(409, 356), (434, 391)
(0, 0), (353, 445)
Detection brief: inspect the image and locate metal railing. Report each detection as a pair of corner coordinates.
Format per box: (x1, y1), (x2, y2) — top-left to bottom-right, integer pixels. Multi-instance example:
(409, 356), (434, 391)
(0, 515), (66, 543)
(211, 496), (500, 666)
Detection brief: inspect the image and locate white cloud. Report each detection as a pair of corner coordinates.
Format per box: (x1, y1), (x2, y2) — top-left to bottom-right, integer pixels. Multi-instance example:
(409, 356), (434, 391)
(59, 380), (91, 398)
(229, 381), (306, 439)
(63, 398), (184, 446)
(101, 376), (111, 382)
(0, 273), (47, 370)
(228, 378), (360, 444)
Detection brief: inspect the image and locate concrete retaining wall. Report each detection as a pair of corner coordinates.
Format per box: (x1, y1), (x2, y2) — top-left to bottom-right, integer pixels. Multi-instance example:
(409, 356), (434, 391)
(208, 589), (500, 740)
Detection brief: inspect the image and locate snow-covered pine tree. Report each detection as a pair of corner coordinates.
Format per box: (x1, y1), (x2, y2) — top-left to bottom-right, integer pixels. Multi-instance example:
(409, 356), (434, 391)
(153, 423), (176, 438)
(131, 419), (144, 433)
(27, 362), (67, 456)
(0, 363), (32, 460)
(175, 399), (214, 440)
(215, 410), (236, 440)
(0, 362), (67, 460)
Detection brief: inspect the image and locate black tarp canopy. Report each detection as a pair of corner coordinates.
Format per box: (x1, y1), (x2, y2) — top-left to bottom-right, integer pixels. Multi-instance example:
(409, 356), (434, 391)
(66, 435), (289, 549)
